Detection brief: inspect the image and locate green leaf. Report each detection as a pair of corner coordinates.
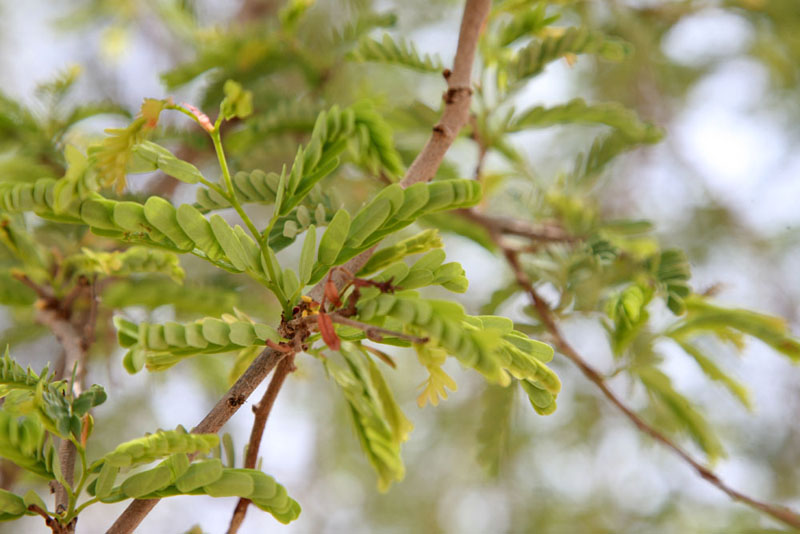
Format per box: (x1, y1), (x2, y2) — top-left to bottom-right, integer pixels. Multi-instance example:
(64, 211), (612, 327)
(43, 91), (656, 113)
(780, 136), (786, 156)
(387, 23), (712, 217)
(176, 204), (227, 262)
(100, 428), (219, 468)
(95, 461), (120, 499)
(131, 141), (204, 184)
(280, 269), (300, 300)
(71, 384), (107, 416)
(174, 458), (224, 493)
(317, 209), (351, 266)
(147, 466), (300, 524)
(604, 284), (651, 356)
(648, 250), (691, 315)
(477, 384), (515, 476)
(359, 229), (443, 275)
(519, 379), (557, 415)
(313, 180), (481, 279)
(209, 215), (249, 271)
(669, 298), (800, 362)
(22, 489), (47, 515)
(508, 98), (660, 142)
(0, 273), (36, 306)
(0, 489), (26, 517)
(113, 315), (279, 372)
(203, 469), (254, 497)
(220, 80), (253, 121)
(0, 411), (53, 479)
(356, 293), (558, 394)
(637, 366), (724, 460)
(348, 34), (443, 73)
(674, 340), (751, 409)
(298, 225), (316, 287)
(121, 462), (173, 498)
(508, 27), (630, 85)
(326, 344), (407, 491)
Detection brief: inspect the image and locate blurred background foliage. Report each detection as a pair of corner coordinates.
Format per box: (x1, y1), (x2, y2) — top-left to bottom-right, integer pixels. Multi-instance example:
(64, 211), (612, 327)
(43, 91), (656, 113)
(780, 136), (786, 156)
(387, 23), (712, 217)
(1, 0), (800, 532)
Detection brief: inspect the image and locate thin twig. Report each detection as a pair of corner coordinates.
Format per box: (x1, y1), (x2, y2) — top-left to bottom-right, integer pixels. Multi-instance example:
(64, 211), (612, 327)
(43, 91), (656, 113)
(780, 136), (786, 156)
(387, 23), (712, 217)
(501, 247), (800, 530)
(227, 356), (295, 534)
(329, 314), (428, 344)
(11, 272), (53, 300)
(459, 209), (577, 243)
(469, 114), (488, 180)
(106, 349), (286, 534)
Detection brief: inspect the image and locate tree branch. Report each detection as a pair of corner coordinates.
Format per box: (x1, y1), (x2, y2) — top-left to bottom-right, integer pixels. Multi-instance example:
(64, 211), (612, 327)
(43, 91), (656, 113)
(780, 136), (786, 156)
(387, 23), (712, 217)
(309, 0), (491, 301)
(501, 247), (800, 530)
(226, 355), (295, 534)
(106, 348), (286, 534)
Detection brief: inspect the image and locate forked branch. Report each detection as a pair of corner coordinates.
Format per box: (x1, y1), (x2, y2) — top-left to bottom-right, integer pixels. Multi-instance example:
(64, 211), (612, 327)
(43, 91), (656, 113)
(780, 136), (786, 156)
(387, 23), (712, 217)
(108, 1), (491, 531)
(227, 355), (295, 534)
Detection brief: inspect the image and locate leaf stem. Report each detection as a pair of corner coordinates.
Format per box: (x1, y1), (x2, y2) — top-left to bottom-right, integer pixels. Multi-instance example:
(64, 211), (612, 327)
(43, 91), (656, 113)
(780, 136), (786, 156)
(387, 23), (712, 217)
(209, 126), (291, 313)
(66, 444), (89, 520)
(210, 130), (261, 240)
(73, 497), (99, 517)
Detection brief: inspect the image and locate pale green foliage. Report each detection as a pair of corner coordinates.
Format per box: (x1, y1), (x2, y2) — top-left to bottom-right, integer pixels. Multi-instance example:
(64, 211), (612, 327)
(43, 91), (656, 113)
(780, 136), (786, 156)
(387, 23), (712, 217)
(89, 98), (168, 191)
(86, 430), (300, 524)
(357, 292), (558, 392)
(637, 366), (725, 460)
(476, 384), (515, 476)
(506, 27), (630, 86)
(96, 464), (301, 524)
(0, 411), (55, 479)
(0, 488), (31, 522)
(97, 428), (218, 468)
(114, 312), (279, 373)
(369, 248), (469, 293)
(65, 246), (185, 283)
(130, 141), (204, 184)
(325, 342), (412, 491)
(0, 350), (106, 441)
(359, 229), (444, 275)
(220, 80), (254, 121)
(196, 102), (405, 212)
(349, 34), (444, 73)
(507, 98), (661, 141)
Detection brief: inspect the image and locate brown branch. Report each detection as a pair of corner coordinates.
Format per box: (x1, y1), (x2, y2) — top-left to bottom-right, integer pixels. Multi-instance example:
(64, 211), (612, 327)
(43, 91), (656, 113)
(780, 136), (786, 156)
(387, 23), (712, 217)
(459, 209), (578, 243)
(501, 247), (800, 530)
(27, 504), (73, 534)
(36, 307), (85, 527)
(227, 355), (295, 534)
(469, 114), (488, 180)
(329, 314), (428, 344)
(11, 272), (53, 300)
(106, 348), (286, 534)
(309, 0), (491, 302)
